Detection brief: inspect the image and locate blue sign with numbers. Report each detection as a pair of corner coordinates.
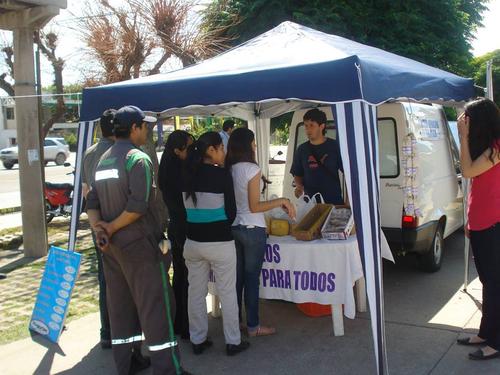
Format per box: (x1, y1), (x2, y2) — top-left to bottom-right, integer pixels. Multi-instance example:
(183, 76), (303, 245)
(29, 246), (81, 343)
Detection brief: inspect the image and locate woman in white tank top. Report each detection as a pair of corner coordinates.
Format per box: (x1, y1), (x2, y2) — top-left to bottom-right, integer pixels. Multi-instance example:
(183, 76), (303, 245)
(226, 128), (296, 337)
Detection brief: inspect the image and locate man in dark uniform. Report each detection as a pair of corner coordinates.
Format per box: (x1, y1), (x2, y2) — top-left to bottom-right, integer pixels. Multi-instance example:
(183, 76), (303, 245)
(87, 105), (190, 375)
(81, 109), (115, 349)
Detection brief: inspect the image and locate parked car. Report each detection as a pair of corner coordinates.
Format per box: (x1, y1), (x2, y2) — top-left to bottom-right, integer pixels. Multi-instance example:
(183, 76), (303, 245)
(0, 137), (70, 169)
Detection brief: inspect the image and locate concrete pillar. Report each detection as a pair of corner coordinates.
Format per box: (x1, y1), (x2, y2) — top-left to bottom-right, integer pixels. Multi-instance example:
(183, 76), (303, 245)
(13, 27), (47, 257)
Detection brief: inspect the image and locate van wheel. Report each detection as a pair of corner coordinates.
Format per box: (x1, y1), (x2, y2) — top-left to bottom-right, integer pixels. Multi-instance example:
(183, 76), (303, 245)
(55, 153), (66, 165)
(418, 225), (444, 273)
(3, 161), (14, 169)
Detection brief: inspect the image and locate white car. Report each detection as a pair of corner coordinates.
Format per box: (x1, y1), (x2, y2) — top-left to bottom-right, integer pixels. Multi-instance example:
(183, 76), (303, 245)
(0, 137), (70, 169)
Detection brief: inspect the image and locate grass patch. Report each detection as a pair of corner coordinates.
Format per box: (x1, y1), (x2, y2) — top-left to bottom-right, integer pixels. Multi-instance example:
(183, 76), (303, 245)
(0, 301), (100, 346)
(0, 317), (31, 345)
(0, 226), (22, 237)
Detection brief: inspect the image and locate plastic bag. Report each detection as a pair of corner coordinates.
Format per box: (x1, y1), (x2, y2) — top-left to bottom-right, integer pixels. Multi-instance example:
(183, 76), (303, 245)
(267, 194), (293, 222)
(296, 192), (325, 222)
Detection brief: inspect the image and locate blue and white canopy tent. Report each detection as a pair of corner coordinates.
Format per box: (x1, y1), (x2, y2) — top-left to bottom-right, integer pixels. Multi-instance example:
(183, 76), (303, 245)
(70, 21), (474, 374)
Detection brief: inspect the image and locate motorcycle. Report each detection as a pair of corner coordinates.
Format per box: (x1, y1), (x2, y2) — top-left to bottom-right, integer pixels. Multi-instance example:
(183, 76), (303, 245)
(44, 163), (74, 223)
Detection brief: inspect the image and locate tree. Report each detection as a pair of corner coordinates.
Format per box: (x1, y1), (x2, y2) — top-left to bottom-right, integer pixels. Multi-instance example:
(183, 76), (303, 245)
(201, 0), (488, 76)
(0, 46), (14, 97)
(34, 31), (67, 137)
(470, 49), (500, 106)
(78, 0), (232, 230)
(78, 0), (231, 85)
(0, 31), (67, 137)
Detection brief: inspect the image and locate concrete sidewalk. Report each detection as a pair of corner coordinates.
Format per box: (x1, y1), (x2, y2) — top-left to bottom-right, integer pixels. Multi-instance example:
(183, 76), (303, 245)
(0, 280), (495, 375)
(1, 231), (498, 375)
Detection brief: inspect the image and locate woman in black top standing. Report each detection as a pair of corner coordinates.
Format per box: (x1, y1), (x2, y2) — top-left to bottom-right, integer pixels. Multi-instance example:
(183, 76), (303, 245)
(181, 131), (249, 356)
(158, 130), (193, 339)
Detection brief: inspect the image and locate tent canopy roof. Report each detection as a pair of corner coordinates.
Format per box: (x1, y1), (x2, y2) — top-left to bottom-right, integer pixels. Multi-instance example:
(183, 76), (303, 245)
(80, 21), (474, 121)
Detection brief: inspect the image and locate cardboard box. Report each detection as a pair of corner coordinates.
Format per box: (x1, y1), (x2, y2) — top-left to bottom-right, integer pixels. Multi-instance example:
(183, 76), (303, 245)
(321, 205), (355, 240)
(292, 204), (333, 241)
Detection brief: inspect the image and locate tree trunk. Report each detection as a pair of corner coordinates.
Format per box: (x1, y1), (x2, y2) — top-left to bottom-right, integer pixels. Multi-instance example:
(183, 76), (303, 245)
(0, 74), (14, 96)
(41, 62), (66, 137)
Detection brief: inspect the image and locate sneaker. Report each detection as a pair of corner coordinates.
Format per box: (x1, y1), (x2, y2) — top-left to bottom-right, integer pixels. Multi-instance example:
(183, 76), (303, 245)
(226, 341), (250, 356)
(129, 351), (151, 375)
(192, 338), (213, 355)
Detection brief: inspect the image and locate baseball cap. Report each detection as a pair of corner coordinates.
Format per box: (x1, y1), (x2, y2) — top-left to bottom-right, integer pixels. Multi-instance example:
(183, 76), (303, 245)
(114, 105), (157, 130)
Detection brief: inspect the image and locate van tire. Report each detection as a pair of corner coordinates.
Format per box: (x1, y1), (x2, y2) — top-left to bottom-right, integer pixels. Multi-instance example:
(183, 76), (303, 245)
(418, 224), (444, 272)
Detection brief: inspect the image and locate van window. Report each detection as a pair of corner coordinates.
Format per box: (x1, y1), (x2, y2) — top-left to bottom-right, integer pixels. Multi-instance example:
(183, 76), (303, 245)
(377, 118), (399, 178)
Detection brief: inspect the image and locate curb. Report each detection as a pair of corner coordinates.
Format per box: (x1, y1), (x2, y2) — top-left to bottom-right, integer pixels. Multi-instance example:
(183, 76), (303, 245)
(0, 206), (21, 216)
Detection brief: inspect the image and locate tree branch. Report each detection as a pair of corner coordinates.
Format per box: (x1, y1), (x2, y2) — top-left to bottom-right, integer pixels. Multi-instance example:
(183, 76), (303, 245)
(148, 51), (171, 75)
(34, 31), (66, 137)
(0, 73), (14, 96)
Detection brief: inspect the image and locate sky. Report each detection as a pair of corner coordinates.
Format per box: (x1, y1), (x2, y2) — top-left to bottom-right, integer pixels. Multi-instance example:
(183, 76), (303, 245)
(472, 0), (500, 56)
(1, 0), (499, 89)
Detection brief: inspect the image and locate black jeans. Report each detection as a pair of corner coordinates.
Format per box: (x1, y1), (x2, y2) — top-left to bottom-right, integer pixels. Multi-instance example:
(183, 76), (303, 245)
(470, 222), (500, 351)
(92, 232), (111, 341)
(168, 222), (189, 337)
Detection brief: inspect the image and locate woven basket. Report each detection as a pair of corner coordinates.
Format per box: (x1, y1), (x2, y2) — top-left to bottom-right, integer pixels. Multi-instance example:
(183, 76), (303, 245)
(291, 204), (333, 241)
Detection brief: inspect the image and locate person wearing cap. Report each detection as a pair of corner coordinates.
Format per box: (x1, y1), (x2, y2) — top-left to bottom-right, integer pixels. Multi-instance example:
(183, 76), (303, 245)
(86, 105), (191, 375)
(219, 119), (235, 152)
(81, 109), (116, 349)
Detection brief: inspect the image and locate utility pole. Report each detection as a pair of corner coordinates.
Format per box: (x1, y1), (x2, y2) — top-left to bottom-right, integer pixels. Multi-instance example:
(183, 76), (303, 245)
(0, 1), (67, 258)
(13, 27), (47, 257)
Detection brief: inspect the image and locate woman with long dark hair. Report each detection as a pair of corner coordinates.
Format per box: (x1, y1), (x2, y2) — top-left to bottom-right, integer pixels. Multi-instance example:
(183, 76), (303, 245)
(226, 127), (296, 337)
(456, 98), (500, 360)
(182, 131), (250, 356)
(158, 130), (193, 339)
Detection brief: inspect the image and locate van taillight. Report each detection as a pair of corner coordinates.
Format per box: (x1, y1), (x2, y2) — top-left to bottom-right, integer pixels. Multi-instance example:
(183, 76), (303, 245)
(402, 215), (418, 228)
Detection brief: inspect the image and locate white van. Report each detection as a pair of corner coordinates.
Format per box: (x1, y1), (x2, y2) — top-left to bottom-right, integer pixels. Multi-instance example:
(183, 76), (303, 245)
(282, 102), (463, 272)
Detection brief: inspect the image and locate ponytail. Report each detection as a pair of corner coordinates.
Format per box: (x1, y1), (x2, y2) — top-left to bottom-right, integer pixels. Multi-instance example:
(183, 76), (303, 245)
(184, 131), (223, 206)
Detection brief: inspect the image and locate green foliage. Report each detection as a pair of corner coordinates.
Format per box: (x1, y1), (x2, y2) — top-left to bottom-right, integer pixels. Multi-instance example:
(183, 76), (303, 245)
(470, 50), (500, 106)
(443, 106), (458, 121)
(272, 128), (289, 145)
(64, 133), (78, 152)
(270, 112), (292, 145)
(43, 83), (83, 95)
(190, 117), (247, 139)
(202, 0), (487, 75)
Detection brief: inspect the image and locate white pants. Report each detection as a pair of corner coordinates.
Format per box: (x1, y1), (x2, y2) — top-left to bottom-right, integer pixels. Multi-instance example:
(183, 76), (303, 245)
(184, 239), (241, 345)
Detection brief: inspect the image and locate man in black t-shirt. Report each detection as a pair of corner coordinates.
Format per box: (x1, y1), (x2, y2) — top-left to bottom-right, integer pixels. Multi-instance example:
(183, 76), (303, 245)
(290, 108), (344, 204)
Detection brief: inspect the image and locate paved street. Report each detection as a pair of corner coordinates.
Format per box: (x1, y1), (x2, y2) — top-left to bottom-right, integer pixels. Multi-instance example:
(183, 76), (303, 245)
(0, 153), (76, 210)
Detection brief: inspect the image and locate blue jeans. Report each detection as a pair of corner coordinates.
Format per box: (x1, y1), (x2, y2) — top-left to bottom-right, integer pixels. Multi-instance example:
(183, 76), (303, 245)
(232, 225), (267, 330)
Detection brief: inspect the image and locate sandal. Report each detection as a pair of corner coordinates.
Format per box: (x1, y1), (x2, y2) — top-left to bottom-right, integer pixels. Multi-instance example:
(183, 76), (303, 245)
(457, 336), (486, 346)
(469, 348), (500, 360)
(248, 325), (276, 337)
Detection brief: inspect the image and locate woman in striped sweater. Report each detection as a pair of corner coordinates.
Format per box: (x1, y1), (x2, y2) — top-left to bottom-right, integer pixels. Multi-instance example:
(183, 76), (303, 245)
(182, 131), (250, 357)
